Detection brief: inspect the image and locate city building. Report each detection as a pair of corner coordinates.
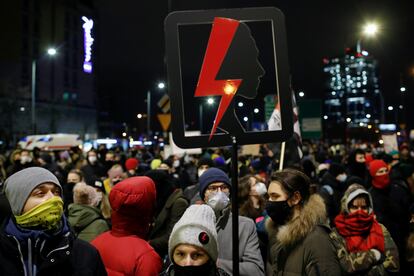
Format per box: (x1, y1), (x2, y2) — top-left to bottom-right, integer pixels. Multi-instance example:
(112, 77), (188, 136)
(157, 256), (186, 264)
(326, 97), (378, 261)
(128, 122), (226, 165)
(322, 47), (383, 140)
(0, 0), (98, 146)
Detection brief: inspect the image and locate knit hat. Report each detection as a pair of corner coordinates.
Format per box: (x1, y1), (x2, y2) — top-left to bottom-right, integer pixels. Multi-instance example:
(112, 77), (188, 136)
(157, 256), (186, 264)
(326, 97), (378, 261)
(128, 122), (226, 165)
(151, 159), (162, 170)
(199, 168), (231, 199)
(125, 158), (139, 171)
(4, 167), (62, 215)
(340, 184), (374, 215)
(168, 204), (218, 262)
(328, 163), (345, 177)
(369, 159), (388, 177)
(73, 182), (99, 207)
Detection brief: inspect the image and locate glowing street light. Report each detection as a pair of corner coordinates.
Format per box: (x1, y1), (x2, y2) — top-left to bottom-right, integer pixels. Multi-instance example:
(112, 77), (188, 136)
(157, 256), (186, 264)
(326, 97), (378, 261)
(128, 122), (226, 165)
(207, 98), (214, 105)
(238, 102), (244, 107)
(387, 106), (394, 111)
(254, 108), (259, 114)
(47, 47), (57, 56)
(298, 91), (305, 97)
(243, 116), (248, 122)
(148, 81), (166, 134)
(346, 118), (351, 123)
(363, 23), (379, 37)
(137, 113), (143, 119)
(400, 87), (406, 92)
(323, 115), (328, 120)
(157, 82), (165, 89)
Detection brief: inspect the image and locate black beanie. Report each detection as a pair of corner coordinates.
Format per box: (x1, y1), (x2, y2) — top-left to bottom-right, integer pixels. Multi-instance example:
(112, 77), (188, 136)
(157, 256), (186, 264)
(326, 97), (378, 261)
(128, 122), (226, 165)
(329, 163), (345, 178)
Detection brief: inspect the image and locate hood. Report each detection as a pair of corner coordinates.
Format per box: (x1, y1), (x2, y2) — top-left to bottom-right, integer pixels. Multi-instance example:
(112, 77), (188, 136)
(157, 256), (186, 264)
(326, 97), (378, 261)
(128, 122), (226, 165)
(68, 204), (102, 231)
(266, 194), (327, 248)
(109, 176), (156, 238)
(339, 184), (373, 215)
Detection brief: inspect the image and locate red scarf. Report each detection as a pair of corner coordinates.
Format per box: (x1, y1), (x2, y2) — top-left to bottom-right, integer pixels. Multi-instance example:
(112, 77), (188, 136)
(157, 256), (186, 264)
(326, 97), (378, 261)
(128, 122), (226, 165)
(335, 210), (385, 253)
(372, 174), (390, 189)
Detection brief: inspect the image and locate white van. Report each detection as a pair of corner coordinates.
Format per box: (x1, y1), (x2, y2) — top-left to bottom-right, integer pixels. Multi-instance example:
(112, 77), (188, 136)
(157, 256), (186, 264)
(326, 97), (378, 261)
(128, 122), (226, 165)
(19, 134), (82, 151)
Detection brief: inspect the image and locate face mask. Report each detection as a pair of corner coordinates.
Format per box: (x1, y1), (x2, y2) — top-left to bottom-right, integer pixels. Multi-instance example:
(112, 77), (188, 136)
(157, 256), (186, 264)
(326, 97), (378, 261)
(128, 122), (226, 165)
(265, 200), (292, 226)
(198, 169), (206, 178)
(337, 174), (347, 183)
(15, 197), (64, 230)
(88, 156), (97, 164)
(174, 261), (213, 276)
(173, 160), (180, 168)
(255, 182), (267, 196)
(372, 174), (390, 189)
(20, 156), (32, 164)
(207, 191), (230, 212)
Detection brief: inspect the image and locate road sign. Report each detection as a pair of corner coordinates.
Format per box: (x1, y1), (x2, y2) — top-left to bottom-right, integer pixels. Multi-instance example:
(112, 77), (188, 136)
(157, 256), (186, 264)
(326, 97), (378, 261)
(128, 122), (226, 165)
(157, 113), (171, 131)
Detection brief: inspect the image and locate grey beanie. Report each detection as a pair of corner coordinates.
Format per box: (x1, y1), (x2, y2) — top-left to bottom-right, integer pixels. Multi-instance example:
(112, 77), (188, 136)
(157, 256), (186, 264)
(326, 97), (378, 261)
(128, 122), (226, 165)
(168, 204), (218, 263)
(4, 167), (62, 215)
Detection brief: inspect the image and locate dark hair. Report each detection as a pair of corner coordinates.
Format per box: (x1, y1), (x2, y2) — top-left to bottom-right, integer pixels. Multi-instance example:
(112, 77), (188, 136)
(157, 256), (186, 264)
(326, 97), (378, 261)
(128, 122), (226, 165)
(238, 175), (253, 204)
(68, 169), (84, 182)
(270, 169), (311, 203)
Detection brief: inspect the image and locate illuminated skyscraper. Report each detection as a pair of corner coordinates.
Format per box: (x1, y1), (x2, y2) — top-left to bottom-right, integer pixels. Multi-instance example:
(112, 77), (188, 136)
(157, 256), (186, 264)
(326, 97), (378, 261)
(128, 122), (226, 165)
(323, 48), (383, 133)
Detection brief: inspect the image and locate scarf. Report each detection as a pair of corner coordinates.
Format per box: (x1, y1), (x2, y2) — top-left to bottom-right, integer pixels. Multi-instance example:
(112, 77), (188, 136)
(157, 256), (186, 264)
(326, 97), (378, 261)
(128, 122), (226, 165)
(335, 210), (385, 253)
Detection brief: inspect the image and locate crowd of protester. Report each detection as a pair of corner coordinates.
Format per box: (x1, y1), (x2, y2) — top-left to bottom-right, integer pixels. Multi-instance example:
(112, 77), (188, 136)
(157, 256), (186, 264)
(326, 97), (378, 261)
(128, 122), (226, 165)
(0, 139), (413, 275)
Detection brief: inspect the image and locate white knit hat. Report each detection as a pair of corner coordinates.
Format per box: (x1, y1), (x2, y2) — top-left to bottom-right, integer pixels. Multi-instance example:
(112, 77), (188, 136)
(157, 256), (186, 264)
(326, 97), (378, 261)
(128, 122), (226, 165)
(168, 204), (218, 262)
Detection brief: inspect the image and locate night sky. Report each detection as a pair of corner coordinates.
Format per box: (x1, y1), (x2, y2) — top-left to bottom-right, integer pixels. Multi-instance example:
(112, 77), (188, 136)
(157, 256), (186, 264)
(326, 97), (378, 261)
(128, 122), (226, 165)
(98, 0), (414, 130)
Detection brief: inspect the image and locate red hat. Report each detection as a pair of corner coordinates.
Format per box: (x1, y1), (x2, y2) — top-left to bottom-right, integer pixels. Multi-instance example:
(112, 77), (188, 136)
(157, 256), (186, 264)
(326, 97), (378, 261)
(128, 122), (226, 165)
(369, 159), (387, 177)
(125, 158), (139, 171)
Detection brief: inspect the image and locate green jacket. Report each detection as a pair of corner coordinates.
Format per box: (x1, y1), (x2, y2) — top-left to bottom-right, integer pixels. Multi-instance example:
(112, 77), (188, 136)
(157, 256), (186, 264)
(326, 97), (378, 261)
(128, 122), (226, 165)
(330, 224), (399, 275)
(266, 194), (341, 276)
(68, 203), (109, 242)
(149, 189), (189, 257)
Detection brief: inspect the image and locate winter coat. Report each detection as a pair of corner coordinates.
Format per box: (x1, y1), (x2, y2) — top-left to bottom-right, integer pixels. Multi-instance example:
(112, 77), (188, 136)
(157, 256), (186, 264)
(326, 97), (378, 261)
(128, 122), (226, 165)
(330, 224), (399, 275)
(68, 203), (109, 242)
(92, 177), (162, 276)
(149, 189), (188, 258)
(319, 171), (346, 225)
(266, 194), (341, 276)
(214, 207), (265, 276)
(0, 216), (106, 276)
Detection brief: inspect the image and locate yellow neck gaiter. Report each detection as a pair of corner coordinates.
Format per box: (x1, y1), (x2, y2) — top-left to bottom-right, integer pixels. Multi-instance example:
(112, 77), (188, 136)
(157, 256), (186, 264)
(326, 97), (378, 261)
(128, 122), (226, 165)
(15, 197), (64, 231)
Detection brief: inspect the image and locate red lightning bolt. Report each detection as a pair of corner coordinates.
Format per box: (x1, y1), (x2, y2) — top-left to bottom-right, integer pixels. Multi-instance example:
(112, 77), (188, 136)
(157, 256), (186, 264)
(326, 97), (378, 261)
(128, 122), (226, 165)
(194, 17), (242, 141)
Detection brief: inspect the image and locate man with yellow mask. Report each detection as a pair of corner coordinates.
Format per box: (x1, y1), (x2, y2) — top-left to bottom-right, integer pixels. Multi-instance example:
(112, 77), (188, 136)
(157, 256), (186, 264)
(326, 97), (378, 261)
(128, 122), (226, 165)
(0, 167), (106, 275)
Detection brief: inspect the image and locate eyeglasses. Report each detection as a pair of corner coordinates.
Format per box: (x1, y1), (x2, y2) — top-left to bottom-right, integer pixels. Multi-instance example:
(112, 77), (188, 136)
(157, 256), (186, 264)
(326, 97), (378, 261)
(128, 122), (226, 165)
(206, 184), (230, 193)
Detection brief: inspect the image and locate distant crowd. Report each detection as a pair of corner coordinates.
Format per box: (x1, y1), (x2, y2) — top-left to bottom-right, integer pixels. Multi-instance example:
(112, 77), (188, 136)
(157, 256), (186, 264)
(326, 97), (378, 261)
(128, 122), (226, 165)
(0, 140), (413, 275)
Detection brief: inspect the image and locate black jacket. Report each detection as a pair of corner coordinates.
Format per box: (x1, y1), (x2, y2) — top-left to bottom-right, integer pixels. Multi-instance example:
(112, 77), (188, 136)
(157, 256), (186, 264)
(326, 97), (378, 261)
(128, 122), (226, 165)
(0, 218), (107, 276)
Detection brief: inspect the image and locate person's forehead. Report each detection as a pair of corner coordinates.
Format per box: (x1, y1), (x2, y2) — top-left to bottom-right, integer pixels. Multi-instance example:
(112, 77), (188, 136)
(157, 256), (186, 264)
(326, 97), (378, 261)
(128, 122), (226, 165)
(33, 182), (60, 190)
(268, 181), (283, 194)
(68, 172), (80, 178)
(208, 181), (226, 187)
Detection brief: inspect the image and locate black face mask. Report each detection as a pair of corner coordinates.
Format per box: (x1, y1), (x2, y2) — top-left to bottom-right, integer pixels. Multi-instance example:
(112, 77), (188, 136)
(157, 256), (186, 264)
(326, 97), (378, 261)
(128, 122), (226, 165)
(173, 261), (214, 276)
(265, 200), (293, 226)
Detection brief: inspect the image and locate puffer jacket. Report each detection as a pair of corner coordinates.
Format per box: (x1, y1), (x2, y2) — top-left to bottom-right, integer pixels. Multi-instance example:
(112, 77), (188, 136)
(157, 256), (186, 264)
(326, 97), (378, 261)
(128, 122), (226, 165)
(266, 194), (341, 275)
(0, 216), (106, 276)
(92, 176), (162, 276)
(68, 203), (109, 242)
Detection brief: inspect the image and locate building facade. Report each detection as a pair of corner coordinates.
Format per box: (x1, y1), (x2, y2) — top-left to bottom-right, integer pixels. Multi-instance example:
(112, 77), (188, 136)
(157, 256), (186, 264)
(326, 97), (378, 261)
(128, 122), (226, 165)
(0, 0), (98, 146)
(323, 47), (383, 140)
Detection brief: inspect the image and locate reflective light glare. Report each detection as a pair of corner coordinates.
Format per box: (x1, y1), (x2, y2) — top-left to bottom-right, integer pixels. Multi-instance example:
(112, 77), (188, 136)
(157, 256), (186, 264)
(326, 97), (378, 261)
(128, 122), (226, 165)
(366, 114), (371, 118)
(137, 113), (143, 119)
(368, 125), (372, 129)
(254, 108), (259, 114)
(323, 115), (328, 120)
(359, 122), (364, 127)
(243, 116), (248, 122)
(346, 118), (351, 122)
(397, 132), (401, 136)
(224, 83), (236, 95)
(207, 98), (214, 105)
(158, 82), (165, 89)
(400, 87), (406, 92)
(363, 23), (379, 36)
(130, 141), (143, 146)
(122, 132), (127, 137)
(238, 102), (244, 107)
(97, 139), (117, 144)
(379, 139), (384, 144)
(361, 50), (369, 56)
(47, 48), (57, 56)
(331, 91), (336, 96)
(387, 106), (394, 111)
(298, 91), (305, 97)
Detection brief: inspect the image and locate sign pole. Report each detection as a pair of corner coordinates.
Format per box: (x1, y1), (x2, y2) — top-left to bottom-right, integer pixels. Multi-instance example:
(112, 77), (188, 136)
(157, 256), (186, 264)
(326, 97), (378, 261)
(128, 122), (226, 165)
(279, 141), (286, 171)
(231, 136), (239, 276)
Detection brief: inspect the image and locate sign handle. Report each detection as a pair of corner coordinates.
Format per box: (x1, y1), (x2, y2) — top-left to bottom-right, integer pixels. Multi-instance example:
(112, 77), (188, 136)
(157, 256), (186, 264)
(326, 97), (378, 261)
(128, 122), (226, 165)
(279, 141), (286, 171)
(231, 136), (240, 276)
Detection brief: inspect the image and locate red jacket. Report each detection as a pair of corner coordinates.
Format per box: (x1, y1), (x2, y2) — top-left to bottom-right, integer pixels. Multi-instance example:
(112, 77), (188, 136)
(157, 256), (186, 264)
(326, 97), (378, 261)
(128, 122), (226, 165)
(92, 177), (162, 276)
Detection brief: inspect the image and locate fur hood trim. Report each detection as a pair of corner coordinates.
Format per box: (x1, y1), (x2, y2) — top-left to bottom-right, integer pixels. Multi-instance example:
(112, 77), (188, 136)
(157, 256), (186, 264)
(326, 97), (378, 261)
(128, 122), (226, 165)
(266, 194), (327, 247)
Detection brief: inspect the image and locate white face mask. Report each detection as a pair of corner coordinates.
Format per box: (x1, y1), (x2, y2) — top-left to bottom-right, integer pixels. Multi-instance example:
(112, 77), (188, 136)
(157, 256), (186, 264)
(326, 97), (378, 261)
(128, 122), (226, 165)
(255, 182), (267, 196)
(173, 160), (180, 168)
(207, 191), (230, 212)
(88, 156), (97, 164)
(20, 156), (32, 164)
(198, 169), (207, 178)
(336, 173), (347, 183)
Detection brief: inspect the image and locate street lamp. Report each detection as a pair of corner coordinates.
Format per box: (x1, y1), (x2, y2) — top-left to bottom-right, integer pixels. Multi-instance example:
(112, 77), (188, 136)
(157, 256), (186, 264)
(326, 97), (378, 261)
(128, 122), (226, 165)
(298, 91), (305, 97)
(31, 47), (57, 134)
(147, 81), (166, 135)
(199, 97), (215, 133)
(357, 22), (379, 53)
